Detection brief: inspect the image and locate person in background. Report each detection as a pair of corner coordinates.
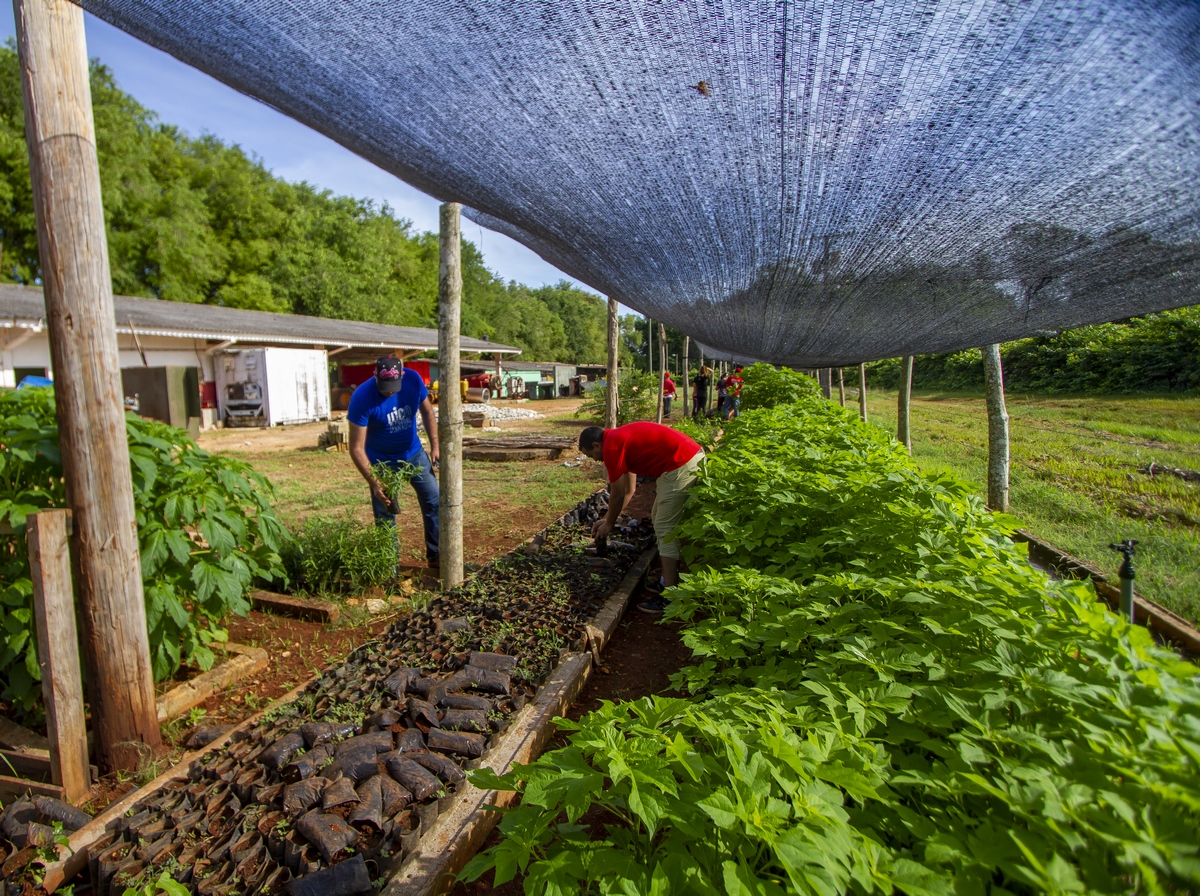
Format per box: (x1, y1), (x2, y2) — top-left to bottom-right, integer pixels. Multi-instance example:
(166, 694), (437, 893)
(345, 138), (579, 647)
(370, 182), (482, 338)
(692, 365), (711, 417)
(662, 371), (677, 417)
(347, 355), (441, 568)
(725, 366), (744, 419)
(578, 421), (705, 614)
(715, 372), (728, 417)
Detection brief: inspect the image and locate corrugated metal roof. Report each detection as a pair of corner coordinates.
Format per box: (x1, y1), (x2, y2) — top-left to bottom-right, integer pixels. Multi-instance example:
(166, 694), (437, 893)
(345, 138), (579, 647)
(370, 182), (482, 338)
(0, 284), (520, 355)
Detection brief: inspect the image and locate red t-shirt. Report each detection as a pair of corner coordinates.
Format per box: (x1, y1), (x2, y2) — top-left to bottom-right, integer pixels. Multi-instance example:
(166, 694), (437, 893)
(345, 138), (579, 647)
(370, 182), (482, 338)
(602, 422), (701, 481)
(663, 377), (677, 397)
(726, 374), (743, 396)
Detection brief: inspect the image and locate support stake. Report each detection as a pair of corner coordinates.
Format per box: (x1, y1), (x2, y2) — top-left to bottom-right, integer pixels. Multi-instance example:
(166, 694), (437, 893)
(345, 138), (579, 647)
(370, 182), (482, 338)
(15, 0), (160, 771)
(438, 202), (464, 589)
(604, 297), (619, 429)
(681, 335), (690, 417)
(29, 510), (90, 803)
(858, 363), (868, 422)
(981, 344), (1009, 512)
(655, 324), (666, 423)
(837, 367), (846, 407)
(897, 356), (914, 454)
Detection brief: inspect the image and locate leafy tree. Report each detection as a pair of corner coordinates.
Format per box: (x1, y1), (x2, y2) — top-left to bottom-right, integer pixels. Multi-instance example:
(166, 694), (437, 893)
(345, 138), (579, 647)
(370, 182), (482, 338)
(0, 43), (606, 361)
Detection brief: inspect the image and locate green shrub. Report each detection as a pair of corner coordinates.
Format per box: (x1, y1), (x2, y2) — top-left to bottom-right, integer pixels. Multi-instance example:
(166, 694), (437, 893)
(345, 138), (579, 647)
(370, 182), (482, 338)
(866, 306), (1200, 394)
(576, 368), (660, 425)
(466, 386), (1200, 894)
(738, 361), (821, 410)
(0, 387), (289, 714)
(281, 515), (397, 595)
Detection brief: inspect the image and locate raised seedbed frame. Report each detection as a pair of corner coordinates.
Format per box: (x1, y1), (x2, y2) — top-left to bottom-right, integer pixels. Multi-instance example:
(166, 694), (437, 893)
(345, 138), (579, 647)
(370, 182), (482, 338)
(33, 497), (654, 894)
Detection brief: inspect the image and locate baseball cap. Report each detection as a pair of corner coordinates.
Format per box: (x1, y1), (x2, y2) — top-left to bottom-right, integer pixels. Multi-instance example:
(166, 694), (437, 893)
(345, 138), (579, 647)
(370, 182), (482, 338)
(374, 355), (404, 394)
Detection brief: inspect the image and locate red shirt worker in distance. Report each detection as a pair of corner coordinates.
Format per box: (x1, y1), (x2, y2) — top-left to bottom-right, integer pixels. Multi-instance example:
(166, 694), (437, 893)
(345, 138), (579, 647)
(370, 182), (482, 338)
(578, 421), (705, 613)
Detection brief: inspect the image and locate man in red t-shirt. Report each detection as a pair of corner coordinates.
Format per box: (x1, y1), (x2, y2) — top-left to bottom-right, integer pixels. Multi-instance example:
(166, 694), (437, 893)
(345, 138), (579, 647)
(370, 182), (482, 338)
(578, 422), (705, 612)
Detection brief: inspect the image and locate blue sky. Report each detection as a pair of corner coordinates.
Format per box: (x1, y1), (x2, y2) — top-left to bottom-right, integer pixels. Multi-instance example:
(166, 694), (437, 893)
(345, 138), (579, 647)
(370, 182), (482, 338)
(0, 6), (639, 312)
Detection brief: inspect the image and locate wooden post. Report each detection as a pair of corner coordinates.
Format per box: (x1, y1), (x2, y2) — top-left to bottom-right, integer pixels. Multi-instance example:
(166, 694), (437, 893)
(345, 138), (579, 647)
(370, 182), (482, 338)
(646, 316), (653, 377)
(982, 344), (1010, 512)
(837, 368), (846, 407)
(493, 352), (501, 396)
(28, 510), (90, 803)
(818, 368), (832, 399)
(437, 203), (464, 589)
(897, 355), (914, 454)
(655, 324), (666, 423)
(604, 297), (619, 429)
(858, 363), (868, 423)
(681, 336), (690, 417)
(15, 0), (160, 772)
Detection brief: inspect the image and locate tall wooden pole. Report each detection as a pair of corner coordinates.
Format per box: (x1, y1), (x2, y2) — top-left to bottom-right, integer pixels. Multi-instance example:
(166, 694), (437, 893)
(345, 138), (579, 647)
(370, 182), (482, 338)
(837, 368), (846, 407)
(655, 323), (666, 423)
(604, 296), (619, 429)
(897, 355), (914, 454)
(982, 344), (1010, 512)
(858, 363), (868, 423)
(646, 316), (653, 377)
(437, 203), (464, 589)
(818, 368), (832, 399)
(681, 336), (690, 417)
(15, 0), (160, 772)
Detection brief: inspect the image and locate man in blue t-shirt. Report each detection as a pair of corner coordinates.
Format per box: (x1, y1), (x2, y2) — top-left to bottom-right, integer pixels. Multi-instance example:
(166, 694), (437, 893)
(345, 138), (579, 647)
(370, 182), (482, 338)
(347, 355), (440, 565)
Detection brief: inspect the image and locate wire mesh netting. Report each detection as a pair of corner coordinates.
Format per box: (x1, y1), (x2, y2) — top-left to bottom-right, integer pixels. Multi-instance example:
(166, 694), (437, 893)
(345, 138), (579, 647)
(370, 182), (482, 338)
(79, 0), (1199, 366)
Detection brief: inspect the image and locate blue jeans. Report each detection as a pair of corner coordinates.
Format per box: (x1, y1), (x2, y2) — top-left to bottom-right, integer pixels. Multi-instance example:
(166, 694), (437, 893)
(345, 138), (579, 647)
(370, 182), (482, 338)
(371, 449), (440, 559)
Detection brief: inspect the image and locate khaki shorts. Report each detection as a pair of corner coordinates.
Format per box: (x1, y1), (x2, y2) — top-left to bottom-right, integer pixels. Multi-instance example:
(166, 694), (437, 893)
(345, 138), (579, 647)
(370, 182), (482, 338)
(652, 450), (705, 559)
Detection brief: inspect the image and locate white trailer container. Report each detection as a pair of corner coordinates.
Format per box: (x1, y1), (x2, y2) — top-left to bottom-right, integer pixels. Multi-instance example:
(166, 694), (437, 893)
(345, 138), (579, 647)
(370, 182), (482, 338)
(215, 347), (330, 427)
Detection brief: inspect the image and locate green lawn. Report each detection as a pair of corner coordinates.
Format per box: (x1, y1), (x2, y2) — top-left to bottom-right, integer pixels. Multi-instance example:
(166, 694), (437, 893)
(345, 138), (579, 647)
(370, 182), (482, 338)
(857, 390), (1200, 624)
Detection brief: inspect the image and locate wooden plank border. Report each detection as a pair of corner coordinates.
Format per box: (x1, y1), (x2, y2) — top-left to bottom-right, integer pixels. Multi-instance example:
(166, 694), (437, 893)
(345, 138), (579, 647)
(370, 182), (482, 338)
(382, 545), (656, 896)
(154, 642), (270, 722)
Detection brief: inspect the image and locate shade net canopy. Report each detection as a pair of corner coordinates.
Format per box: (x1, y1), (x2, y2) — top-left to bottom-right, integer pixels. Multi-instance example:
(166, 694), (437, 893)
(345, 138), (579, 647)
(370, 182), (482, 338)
(78, 0), (1200, 366)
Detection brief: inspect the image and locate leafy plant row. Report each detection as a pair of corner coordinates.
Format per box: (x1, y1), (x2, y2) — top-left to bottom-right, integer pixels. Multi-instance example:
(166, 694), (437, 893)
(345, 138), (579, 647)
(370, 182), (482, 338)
(0, 387), (289, 714)
(465, 364), (1200, 895)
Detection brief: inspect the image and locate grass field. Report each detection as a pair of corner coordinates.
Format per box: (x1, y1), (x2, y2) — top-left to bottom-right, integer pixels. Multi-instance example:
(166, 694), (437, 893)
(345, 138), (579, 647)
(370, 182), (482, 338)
(858, 389), (1200, 624)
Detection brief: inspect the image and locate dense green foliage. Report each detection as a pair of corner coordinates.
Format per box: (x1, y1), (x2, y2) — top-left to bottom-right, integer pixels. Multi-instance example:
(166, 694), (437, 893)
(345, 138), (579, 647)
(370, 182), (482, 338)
(577, 369), (661, 425)
(0, 388), (288, 714)
(0, 44), (607, 362)
(867, 307), (1200, 394)
(465, 389), (1200, 894)
(739, 362), (821, 411)
(280, 515), (398, 596)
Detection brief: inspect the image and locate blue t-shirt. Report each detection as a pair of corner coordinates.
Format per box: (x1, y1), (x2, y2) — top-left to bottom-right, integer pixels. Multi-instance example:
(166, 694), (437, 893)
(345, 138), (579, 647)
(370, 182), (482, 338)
(347, 371), (429, 464)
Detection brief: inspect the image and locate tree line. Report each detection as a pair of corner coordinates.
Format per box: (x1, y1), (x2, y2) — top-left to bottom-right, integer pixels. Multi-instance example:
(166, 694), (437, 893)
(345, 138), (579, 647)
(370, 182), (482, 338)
(0, 45), (609, 363)
(866, 307), (1200, 395)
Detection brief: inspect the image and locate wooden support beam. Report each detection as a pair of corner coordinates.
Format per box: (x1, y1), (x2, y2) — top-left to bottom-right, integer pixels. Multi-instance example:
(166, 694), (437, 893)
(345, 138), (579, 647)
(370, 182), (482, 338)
(837, 367), (846, 407)
(14, 0), (160, 772)
(897, 356), (914, 454)
(818, 368), (832, 399)
(604, 297), (619, 429)
(981, 344), (1010, 512)
(438, 202), (464, 589)
(0, 717), (50, 753)
(858, 363), (868, 423)
(655, 323), (666, 424)
(681, 336), (690, 417)
(28, 510), (90, 803)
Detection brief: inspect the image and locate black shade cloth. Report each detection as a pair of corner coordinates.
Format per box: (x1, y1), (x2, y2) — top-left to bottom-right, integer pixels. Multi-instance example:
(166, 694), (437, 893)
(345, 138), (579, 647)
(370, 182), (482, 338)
(78, 1), (1200, 365)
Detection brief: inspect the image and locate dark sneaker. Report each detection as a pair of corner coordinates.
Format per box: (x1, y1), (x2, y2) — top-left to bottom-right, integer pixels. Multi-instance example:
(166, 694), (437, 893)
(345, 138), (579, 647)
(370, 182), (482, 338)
(642, 577), (665, 595)
(637, 595), (671, 615)
(426, 553), (440, 568)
